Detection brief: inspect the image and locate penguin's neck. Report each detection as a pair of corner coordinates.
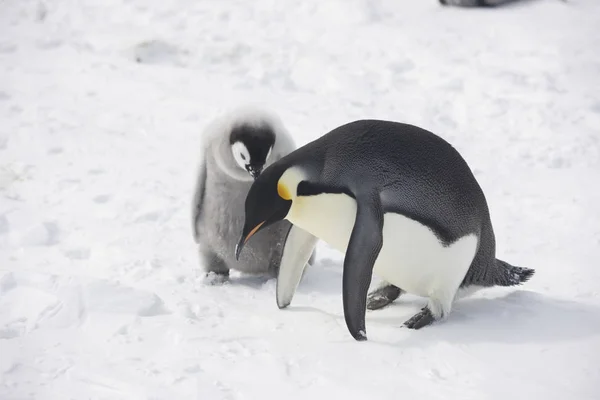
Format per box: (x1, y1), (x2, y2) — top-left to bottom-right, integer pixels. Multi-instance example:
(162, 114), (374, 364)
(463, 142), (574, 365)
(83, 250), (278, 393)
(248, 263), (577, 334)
(286, 193), (357, 253)
(279, 165), (357, 252)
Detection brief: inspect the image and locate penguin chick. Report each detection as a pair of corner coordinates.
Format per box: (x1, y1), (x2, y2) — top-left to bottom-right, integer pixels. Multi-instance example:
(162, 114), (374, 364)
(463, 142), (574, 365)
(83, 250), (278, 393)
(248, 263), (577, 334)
(236, 119), (535, 341)
(192, 107), (315, 281)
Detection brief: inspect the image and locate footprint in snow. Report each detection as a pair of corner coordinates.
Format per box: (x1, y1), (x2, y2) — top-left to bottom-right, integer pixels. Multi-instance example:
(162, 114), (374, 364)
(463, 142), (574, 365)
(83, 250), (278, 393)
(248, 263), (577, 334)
(36, 39), (62, 50)
(62, 247), (91, 260)
(134, 210), (163, 223)
(43, 221), (60, 245)
(0, 214), (9, 235)
(0, 320), (25, 339)
(7, 220), (60, 247)
(0, 43), (17, 54)
(133, 208), (176, 224)
(47, 147), (63, 155)
(92, 194), (111, 204)
(131, 39), (188, 67)
(84, 280), (170, 317)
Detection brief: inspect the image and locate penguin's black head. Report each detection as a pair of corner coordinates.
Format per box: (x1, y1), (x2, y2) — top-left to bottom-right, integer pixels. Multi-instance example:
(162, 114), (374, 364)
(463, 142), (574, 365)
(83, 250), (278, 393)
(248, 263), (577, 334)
(229, 123), (276, 179)
(235, 162), (298, 260)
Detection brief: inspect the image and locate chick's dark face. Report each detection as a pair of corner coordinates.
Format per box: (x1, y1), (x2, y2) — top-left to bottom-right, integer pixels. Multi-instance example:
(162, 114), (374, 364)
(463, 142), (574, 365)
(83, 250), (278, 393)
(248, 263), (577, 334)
(235, 164), (291, 259)
(230, 124), (276, 179)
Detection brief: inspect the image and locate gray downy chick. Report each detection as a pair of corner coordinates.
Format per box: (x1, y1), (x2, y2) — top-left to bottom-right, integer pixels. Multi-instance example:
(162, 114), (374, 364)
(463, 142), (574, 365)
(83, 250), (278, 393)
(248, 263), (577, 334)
(192, 107), (315, 282)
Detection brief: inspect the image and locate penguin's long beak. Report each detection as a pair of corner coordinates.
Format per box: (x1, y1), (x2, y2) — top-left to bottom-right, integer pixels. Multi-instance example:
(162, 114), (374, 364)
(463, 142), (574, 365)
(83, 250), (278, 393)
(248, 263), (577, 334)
(235, 221), (265, 260)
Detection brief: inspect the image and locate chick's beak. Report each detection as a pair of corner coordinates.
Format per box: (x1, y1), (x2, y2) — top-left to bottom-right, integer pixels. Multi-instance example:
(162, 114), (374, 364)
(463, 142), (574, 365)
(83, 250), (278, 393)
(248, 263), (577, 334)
(235, 221), (265, 260)
(246, 165), (263, 179)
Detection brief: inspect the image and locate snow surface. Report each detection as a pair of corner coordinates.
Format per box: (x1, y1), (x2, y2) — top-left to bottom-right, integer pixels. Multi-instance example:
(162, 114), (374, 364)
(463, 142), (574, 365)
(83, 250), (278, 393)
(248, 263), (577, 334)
(1, 0), (600, 399)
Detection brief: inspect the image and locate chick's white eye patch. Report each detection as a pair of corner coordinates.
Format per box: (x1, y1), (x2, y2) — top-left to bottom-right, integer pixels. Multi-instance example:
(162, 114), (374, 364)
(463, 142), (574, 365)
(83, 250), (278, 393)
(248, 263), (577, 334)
(231, 141), (250, 170)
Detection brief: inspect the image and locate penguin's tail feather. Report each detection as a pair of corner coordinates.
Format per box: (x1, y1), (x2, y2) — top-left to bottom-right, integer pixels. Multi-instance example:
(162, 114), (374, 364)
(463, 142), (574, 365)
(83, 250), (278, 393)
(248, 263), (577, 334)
(493, 259), (535, 287)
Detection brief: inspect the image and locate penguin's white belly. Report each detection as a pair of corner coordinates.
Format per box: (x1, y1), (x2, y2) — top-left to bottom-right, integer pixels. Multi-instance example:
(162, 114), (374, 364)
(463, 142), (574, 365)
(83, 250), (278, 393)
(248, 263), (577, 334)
(286, 193), (478, 297)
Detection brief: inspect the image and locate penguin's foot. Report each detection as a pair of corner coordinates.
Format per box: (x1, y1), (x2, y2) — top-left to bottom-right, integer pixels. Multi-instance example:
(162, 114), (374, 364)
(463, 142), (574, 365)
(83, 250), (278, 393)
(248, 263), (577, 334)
(404, 307), (435, 329)
(199, 249), (230, 285)
(366, 284), (403, 310)
(202, 270), (230, 286)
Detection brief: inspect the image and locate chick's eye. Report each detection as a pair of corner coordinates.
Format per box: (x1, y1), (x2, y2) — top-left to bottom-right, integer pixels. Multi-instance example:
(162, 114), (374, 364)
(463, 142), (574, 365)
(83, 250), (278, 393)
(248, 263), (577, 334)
(240, 153), (246, 161)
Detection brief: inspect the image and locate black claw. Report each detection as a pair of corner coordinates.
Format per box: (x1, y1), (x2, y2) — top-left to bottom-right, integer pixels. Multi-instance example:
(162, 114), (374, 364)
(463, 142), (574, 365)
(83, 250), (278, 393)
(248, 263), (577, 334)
(203, 270), (230, 285)
(366, 285), (402, 310)
(404, 307), (435, 330)
(367, 296), (392, 310)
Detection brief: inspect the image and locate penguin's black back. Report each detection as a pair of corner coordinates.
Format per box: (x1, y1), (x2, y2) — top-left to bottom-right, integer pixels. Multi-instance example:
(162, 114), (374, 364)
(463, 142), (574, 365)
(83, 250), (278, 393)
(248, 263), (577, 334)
(292, 119), (492, 246)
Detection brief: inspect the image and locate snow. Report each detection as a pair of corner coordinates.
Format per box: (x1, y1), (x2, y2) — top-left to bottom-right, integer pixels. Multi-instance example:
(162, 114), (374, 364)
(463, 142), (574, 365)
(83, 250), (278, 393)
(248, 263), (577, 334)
(1, 0), (599, 398)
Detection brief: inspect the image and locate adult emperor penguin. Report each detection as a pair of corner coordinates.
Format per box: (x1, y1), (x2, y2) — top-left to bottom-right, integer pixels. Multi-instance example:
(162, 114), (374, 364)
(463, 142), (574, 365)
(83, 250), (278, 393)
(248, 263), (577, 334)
(235, 119), (534, 341)
(192, 106), (315, 281)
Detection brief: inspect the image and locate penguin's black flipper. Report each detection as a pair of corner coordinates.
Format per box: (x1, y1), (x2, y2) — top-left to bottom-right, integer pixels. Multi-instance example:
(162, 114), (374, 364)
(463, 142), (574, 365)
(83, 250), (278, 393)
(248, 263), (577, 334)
(276, 225), (319, 309)
(343, 193), (384, 341)
(191, 159), (207, 243)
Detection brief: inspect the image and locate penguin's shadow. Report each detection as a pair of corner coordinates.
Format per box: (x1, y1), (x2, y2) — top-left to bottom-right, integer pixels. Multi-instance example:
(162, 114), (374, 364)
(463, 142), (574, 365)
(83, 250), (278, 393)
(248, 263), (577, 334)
(369, 290), (600, 346)
(491, 0), (546, 10)
(224, 257), (344, 292)
(225, 274), (274, 289)
(293, 257), (345, 296)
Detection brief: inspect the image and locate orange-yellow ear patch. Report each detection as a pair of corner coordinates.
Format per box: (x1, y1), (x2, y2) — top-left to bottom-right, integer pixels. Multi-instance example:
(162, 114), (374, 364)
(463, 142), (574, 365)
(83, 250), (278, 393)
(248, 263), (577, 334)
(277, 181), (291, 200)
